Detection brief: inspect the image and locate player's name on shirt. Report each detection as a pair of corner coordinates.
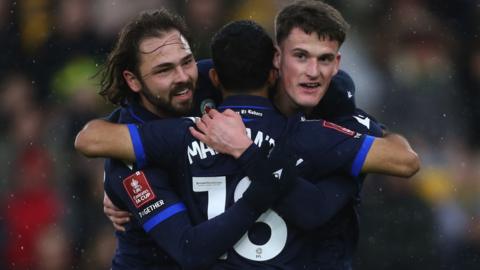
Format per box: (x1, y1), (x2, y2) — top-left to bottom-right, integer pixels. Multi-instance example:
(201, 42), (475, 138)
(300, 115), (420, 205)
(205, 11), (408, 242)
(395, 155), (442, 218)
(187, 127), (275, 164)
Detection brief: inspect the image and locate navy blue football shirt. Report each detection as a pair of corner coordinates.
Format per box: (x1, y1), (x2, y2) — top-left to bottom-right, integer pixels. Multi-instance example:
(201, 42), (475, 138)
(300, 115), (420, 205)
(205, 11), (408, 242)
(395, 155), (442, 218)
(103, 68), (280, 269)
(103, 102), (179, 270)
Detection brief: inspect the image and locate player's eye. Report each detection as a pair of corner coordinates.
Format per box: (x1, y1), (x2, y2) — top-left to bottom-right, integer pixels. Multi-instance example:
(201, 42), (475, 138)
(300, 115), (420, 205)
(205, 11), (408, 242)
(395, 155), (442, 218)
(318, 54), (335, 64)
(294, 53), (307, 61)
(182, 57), (194, 66)
(153, 67), (173, 76)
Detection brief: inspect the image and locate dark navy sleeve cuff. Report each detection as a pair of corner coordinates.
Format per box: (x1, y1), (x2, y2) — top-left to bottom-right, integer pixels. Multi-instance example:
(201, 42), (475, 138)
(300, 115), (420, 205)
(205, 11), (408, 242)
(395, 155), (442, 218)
(236, 143), (262, 171)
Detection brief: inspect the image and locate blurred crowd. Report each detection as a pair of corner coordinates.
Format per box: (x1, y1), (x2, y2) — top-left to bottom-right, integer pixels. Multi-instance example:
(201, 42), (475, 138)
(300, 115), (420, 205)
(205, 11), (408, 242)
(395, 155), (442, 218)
(0, 0), (478, 269)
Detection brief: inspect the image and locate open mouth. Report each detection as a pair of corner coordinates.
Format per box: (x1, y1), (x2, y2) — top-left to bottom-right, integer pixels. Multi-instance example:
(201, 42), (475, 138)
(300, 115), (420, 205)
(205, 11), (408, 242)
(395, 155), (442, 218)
(173, 89), (191, 96)
(299, 82), (321, 89)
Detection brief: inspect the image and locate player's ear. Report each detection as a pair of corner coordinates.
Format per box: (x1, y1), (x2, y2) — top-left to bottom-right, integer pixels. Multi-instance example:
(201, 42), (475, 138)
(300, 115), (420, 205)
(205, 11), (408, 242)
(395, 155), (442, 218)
(123, 70), (142, 93)
(273, 45), (281, 69)
(267, 68), (277, 87)
(208, 68), (221, 89)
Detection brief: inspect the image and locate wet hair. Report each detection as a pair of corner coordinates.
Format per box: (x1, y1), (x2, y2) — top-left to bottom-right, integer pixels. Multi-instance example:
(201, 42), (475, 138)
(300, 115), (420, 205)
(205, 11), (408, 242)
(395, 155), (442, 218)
(211, 20), (274, 93)
(99, 8), (191, 105)
(275, 0), (349, 46)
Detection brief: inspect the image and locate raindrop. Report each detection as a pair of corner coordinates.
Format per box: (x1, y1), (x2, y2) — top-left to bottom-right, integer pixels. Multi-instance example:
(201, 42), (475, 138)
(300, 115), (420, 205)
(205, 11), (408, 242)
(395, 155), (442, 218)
(442, 113), (447, 118)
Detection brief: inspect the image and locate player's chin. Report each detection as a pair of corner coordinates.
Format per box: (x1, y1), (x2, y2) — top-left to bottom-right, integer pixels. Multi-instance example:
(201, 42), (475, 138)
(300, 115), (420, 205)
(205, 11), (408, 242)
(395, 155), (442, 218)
(294, 94), (323, 109)
(172, 101), (193, 115)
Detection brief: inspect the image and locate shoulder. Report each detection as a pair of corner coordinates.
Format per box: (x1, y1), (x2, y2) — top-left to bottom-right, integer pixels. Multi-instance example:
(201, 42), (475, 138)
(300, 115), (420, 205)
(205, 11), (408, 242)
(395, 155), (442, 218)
(292, 115), (363, 151)
(313, 69), (356, 119)
(146, 117), (196, 130)
(329, 109), (384, 137)
(104, 107), (123, 122)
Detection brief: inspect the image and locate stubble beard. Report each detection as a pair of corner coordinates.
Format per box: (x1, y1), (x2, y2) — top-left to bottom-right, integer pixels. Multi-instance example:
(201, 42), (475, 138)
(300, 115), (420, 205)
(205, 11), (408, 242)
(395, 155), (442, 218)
(140, 81), (194, 117)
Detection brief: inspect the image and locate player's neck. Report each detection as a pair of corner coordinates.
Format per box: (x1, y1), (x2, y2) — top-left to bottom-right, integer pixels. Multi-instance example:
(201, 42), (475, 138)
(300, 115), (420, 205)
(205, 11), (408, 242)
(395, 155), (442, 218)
(222, 87), (269, 99)
(273, 86), (298, 116)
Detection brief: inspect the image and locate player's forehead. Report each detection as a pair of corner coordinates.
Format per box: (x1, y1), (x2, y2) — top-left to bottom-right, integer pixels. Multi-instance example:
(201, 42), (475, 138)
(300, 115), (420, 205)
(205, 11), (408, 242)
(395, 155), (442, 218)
(281, 27), (339, 55)
(138, 30), (193, 67)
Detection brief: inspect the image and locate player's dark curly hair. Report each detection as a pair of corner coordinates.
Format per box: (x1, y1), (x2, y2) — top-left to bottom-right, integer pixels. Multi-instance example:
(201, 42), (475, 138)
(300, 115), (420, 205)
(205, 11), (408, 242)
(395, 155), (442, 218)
(211, 20), (274, 93)
(99, 9), (191, 105)
(275, 0), (350, 46)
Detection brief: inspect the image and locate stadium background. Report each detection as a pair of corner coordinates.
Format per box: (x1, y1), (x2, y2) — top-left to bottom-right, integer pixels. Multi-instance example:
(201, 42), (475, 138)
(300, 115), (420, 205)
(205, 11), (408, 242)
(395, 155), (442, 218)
(0, 0), (478, 269)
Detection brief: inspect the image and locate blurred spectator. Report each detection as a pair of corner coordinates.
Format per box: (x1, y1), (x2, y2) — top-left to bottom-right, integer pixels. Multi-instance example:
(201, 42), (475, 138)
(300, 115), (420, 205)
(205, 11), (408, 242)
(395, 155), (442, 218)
(34, 0), (109, 101)
(356, 177), (439, 269)
(183, 0), (233, 58)
(2, 115), (64, 269)
(33, 224), (71, 270)
(0, 0), (21, 76)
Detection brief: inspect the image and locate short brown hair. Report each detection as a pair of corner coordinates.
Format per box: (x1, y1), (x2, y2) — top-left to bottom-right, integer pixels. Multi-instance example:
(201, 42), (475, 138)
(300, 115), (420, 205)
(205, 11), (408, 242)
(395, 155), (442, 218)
(99, 9), (191, 105)
(275, 0), (349, 46)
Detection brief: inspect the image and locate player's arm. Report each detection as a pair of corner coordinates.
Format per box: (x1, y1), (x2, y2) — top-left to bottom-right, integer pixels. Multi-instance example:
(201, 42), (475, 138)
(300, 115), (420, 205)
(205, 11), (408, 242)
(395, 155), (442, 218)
(110, 157), (292, 269)
(325, 109), (419, 177)
(75, 119), (135, 161)
(361, 132), (419, 176)
(76, 118), (187, 170)
(308, 70), (420, 177)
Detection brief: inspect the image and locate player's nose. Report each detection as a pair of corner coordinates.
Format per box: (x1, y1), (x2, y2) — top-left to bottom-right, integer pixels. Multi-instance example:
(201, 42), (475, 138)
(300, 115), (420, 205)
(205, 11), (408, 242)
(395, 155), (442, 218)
(174, 66), (189, 83)
(305, 60), (320, 78)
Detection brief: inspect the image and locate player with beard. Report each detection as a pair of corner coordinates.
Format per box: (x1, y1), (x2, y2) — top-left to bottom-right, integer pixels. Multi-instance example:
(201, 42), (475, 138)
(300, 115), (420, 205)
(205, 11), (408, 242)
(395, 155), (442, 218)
(95, 9), (298, 270)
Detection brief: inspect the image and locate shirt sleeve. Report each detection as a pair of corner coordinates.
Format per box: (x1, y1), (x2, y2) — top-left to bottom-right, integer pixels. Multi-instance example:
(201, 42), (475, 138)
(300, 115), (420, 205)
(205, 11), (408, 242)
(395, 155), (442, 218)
(293, 119), (375, 178)
(311, 69), (357, 119)
(127, 118), (194, 169)
(330, 108), (384, 137)
(107, 165), (264, 270)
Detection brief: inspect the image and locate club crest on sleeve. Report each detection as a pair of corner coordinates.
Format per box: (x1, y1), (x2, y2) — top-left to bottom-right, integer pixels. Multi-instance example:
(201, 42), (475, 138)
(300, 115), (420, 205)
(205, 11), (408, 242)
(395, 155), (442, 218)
(123, 171), (156, 208)
(322, 121), (355, 136)
(200, 98), (216, 115)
